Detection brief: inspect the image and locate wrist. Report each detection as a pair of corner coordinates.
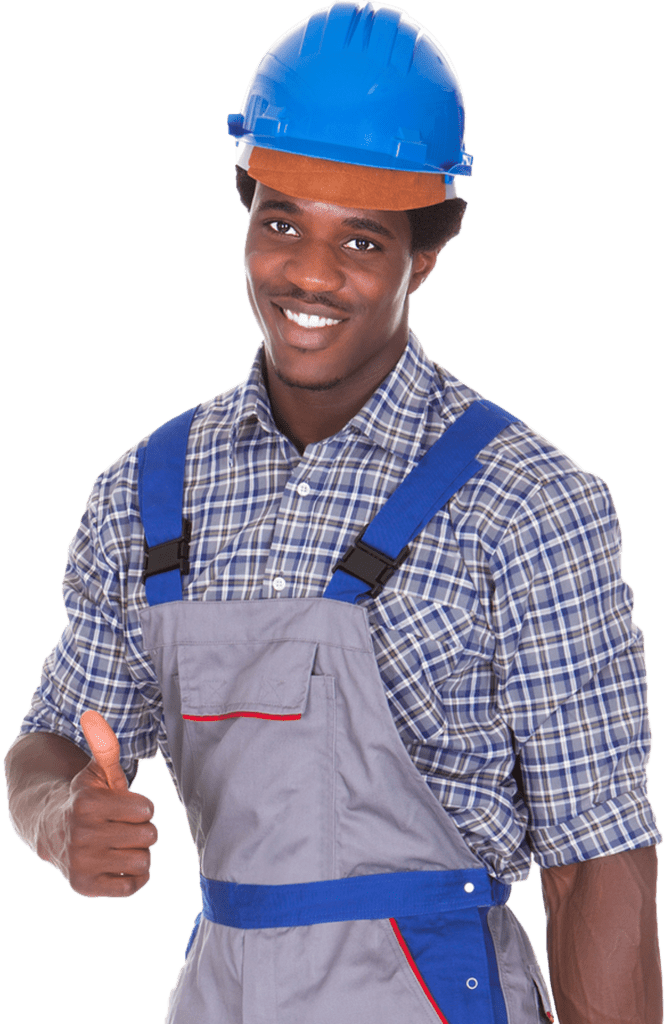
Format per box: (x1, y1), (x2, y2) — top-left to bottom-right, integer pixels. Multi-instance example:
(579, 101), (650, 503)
(34, 778), (72, 870)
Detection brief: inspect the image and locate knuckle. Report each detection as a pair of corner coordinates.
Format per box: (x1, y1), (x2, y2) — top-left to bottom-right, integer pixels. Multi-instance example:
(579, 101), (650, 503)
(135, 873), (150, 894)
(138, 852), (151, 875)
(137, 800), (155, 822)
(121, 873), (149, 897)
(69, 872), (98, 898)
(127, 850), (151, 876)
(69, 869), (149, 899)
(132, 790), (155, 815)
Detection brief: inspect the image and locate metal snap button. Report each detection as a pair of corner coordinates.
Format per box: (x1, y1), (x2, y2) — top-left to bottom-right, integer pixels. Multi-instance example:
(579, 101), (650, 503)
(466, 978), (478, 990)
(464, 882), (475, 893)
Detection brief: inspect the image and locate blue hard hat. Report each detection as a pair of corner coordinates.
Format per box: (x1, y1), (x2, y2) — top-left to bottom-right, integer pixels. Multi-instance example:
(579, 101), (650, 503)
(228, 3), (472, 180)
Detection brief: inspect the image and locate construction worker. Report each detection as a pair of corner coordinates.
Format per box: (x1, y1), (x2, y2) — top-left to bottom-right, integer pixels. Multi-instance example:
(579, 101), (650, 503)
(5, 4), (661, 1022)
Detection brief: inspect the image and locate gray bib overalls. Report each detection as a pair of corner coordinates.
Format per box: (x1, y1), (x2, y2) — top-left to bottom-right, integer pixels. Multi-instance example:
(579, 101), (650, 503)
(137, 402), (554, 1023)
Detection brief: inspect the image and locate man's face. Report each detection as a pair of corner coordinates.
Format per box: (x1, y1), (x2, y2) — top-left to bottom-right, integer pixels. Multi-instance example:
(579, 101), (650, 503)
(244, 183), (436, 395)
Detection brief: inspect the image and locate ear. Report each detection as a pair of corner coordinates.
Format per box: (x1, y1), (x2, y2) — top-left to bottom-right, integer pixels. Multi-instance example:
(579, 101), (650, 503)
(407, 249), (438, 295)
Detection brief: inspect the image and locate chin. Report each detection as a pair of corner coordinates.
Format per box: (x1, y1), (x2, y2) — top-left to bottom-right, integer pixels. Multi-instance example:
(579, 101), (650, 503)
(273, 365), (344, 392)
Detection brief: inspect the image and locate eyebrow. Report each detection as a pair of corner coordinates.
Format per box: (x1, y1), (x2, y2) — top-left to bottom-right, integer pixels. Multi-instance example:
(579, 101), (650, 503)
(341, 216), (396, 241)
(256, 200), (397, 241)
(257, 199), (303, 215)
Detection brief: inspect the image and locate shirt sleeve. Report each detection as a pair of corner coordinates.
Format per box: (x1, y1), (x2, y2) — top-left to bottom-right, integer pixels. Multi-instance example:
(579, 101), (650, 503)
(20, 452), (163, 785)
(489, 472), (661, 867)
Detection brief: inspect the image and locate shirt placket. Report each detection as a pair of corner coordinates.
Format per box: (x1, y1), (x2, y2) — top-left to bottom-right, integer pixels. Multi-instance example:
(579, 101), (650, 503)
(262, 439), (339, 599)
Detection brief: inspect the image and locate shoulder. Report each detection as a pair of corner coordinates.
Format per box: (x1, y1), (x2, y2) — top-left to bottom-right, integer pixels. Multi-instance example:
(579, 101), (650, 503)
(81, 385), (242, 554)
(431, 368), (616, 558)
(97, 387), (240, 494)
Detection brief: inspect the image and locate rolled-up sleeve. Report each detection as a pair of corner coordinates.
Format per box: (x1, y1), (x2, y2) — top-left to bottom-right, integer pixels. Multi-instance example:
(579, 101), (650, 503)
(20, 456), (162, 785)
(490, 472), (660, 867)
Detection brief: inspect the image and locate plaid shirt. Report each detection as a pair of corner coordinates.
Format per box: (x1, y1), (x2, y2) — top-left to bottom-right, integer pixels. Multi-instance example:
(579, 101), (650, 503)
(22, 333), (659, 882)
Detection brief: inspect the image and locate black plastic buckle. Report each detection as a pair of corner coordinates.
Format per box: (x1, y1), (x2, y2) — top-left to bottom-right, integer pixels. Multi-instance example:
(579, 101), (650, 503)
(333, 531), (410, 598)
(143, 518), (192, 582)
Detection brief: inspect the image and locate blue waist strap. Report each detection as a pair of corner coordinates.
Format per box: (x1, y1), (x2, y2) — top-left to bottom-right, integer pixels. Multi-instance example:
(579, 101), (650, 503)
(200, 869), (510, 930)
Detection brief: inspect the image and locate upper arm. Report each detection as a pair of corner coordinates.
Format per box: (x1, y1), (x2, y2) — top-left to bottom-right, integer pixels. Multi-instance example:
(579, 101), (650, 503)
(20, 459), (162, 784)
(489, 474), (660, 866)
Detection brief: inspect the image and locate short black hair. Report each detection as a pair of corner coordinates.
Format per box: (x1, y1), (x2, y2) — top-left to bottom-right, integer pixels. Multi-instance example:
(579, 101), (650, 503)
(235, 165), (466, 253)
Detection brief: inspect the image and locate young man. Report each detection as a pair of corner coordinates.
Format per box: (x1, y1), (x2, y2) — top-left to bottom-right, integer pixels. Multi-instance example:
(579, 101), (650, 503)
(5, 4), (661, 1022)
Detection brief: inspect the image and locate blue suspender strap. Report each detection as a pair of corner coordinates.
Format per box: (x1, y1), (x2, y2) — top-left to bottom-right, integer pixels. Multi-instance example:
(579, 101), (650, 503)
(323, 400), (519, 604)
(137, 399), (516, 607)
(137, 406), (198, 607)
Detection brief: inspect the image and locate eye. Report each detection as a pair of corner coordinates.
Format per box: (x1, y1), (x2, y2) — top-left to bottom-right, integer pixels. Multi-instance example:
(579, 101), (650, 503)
(267, 220), (298, 236)
(344, 237), (380, 252)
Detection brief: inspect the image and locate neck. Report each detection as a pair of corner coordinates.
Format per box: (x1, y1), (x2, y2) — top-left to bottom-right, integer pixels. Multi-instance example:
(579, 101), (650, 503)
(265, 370), (375, 454)
(262, 347), (404, 454)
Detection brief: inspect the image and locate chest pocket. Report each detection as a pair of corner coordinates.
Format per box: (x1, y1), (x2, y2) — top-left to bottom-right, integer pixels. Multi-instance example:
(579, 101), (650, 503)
(369, 591), (476, 669)
(365, 511), (490, 668)
(176, 640), (318, 721)
(366, 590), (495, 746)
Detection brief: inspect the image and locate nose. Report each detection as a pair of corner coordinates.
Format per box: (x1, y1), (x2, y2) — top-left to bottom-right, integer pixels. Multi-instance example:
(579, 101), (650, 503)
(283, 237), (346, 294)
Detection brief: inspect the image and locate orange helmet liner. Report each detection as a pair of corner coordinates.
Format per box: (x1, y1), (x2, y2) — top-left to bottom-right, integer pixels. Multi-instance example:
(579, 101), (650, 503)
(247, 148), (447, 211)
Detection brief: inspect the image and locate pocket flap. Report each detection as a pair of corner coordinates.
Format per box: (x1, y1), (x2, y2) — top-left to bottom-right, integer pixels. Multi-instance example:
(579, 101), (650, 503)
(370, 591), (473, 647)
(177, 640), (317, 720)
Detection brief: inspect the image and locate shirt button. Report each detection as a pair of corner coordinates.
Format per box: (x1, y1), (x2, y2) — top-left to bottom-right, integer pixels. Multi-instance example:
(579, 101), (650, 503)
(272, 577), (286, 592)
(297, 482), (311, 497)
(464, 882), (475, 893)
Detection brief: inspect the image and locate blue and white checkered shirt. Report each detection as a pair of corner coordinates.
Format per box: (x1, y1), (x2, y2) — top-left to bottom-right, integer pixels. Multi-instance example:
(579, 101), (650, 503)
(21, 333), (660, 882)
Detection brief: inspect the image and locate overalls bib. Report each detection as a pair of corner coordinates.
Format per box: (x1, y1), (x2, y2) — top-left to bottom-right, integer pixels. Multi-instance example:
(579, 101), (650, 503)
(137, 402), (554, 1024)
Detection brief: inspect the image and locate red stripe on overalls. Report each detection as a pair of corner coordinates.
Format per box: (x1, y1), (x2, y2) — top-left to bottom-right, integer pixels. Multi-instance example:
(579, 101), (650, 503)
(389, 918), (451, 1023)
(183, 712), (302, 721)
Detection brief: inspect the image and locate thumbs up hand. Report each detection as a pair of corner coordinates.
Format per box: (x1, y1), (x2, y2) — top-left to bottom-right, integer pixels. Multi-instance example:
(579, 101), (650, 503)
(57, 710), (158, 897)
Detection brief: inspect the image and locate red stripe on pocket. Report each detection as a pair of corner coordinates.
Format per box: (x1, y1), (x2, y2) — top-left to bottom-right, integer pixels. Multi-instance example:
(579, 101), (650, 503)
(182, 712), (302, 721)
(389, 918), (451, 1024)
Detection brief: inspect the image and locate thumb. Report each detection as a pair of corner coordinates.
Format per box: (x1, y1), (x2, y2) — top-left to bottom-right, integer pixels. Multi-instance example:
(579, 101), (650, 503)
(80, 709), (128, 792)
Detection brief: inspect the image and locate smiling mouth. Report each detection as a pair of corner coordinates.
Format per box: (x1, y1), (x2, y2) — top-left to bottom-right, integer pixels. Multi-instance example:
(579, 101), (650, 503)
(280, 307), (343, 329)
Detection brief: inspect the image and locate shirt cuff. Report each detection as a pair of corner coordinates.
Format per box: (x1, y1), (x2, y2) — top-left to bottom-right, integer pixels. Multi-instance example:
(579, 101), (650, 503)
(529, 790), (662, 868)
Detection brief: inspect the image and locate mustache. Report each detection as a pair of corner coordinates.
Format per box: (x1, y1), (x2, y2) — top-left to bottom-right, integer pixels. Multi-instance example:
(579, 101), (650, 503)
(268, 287), (352, 315)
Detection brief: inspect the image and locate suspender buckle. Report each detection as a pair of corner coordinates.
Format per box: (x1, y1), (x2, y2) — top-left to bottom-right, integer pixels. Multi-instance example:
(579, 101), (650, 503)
(333, 532), (410, 598)
(143, 518), (192, 582)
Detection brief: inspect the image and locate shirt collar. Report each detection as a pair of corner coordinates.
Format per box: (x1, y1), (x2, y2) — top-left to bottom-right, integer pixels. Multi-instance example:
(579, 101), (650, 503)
(344, 332), (439, 464)
(227, 350), (278, 457)
(228, 332), (440, 465)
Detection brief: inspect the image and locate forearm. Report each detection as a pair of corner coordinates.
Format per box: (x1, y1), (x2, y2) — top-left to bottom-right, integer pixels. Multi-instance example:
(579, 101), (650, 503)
(541, 846), (662, 1024)
(5, 732), (89, 865)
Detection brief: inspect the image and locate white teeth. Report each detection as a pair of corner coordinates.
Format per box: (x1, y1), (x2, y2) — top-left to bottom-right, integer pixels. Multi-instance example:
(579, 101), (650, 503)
(282, 308), (342, 328)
